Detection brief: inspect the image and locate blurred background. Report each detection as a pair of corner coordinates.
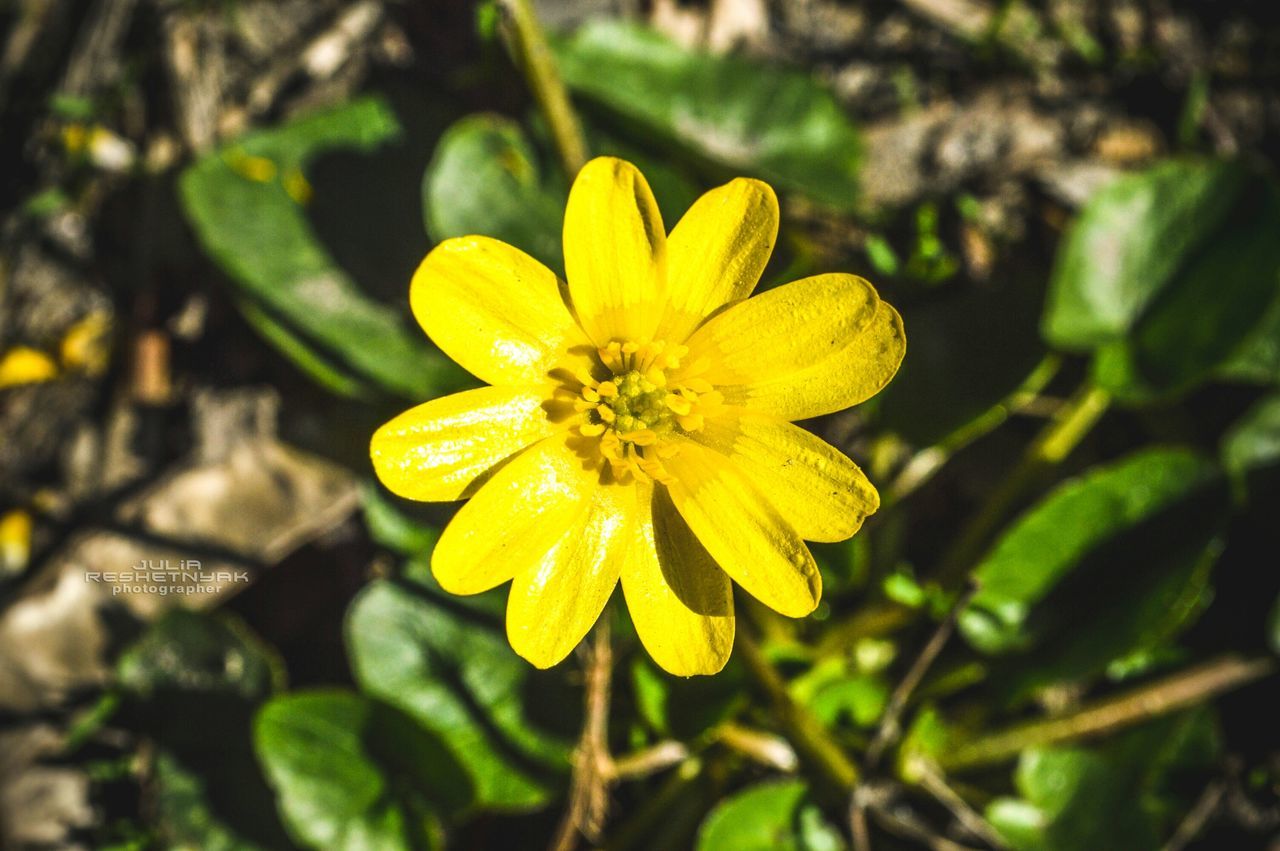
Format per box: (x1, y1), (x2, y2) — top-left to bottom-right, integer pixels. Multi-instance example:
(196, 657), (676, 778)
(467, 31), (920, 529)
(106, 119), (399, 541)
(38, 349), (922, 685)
(1, 1), (1278, 849)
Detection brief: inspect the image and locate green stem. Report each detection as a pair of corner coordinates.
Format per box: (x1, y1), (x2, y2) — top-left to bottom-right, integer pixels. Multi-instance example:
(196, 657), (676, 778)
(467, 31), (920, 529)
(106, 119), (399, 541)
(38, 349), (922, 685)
(501, 0), (588, 177)
(938, 655), (1275, 772)
(737, 631), (859, 796)
(935, 379), (1110, 586)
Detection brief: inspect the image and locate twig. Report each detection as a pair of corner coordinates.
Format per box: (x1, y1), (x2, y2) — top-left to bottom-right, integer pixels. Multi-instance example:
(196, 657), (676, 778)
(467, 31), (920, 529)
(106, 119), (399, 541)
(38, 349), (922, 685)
(1162, 778), (1226, 851)
(716, 722), (799, 773)
(865, 585), (977, 768)
(939, 655), (1276, 772)
(500, 0), (588, 177)
(549, 620), (614, 851)
(610, 740), (689, 781)
(737, 630), (859, 796)
(849, 783), (877, 851)
(862, 782), (983, 851)
(914, 761), (1009, 849)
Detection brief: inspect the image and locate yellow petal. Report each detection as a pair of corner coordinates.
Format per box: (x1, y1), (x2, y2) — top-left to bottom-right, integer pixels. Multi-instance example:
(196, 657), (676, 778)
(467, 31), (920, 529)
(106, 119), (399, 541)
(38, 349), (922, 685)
(370, 386), (555, 502)
(432, 434), (597, 594)
(621, 484), (734, 676)
(694, 410), (879, 542)
(506, 482), (631, 668)
(563, 157), (667, 345)
(664, 441), (821, 618)
(656, 178), (779, 343)
(726, 299), (905, 421)
(410, 236), (592, 385)
(683, 273), (879, 387)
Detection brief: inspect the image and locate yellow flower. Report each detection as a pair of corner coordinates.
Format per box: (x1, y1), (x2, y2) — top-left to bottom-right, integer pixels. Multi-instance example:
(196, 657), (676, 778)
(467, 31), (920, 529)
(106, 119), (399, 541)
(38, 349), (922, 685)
(371, 157), (905, 676)
(0, 346), (58, 388)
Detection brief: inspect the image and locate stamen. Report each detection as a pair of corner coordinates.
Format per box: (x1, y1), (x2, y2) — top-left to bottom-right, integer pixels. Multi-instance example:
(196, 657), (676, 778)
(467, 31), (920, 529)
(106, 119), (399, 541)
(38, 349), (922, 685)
(572, 338), (722, 482)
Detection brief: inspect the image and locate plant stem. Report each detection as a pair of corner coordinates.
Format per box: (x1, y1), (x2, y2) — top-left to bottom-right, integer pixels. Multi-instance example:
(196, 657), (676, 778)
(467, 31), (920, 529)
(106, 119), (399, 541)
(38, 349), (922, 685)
(938, 655), (1275, 772)
(935, 380), (1110, 586)
(736, 630), (860, 796)
(865, 585), (977, 768)
(550, 619), (614, 851)
(500, 0), (588, 177)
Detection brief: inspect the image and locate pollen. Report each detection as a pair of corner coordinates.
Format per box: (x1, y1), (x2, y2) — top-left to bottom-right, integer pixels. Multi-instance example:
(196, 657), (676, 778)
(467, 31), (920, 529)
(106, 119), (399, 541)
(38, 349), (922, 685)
(572, 340), (723, 482)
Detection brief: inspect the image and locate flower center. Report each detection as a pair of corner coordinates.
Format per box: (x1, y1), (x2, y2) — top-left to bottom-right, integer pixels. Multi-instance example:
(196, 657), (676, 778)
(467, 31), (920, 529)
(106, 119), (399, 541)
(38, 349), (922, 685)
(571, 340), (721, 482)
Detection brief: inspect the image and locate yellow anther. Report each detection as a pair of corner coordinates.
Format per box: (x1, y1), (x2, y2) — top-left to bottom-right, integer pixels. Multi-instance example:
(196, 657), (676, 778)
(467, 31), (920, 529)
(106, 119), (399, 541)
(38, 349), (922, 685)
(622, 429), (657, 446)
(677, 414), (705, 432)
(665, 393), (693, 416)
(571, 337), (723, 482)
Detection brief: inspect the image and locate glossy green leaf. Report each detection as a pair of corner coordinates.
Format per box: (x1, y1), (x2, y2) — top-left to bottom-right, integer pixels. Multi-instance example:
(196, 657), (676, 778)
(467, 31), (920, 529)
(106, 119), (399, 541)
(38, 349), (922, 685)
(1090, 182), (1280, 401)
(961, 448), (1221, 655)
(554, 21), (861, 210)
(1221, 393), (1280, 499)
(422, 113), (567, 273)
(255, 690), (471, 850)
(696, 779), (844, 851)
(1041, 159), (1280, 401)
(361, 481), (441, 557)
(1042, 160), (1246, 349)
(987, 710), (1218, 851)
(345, 580), (572, 810)
(180, 97), (468, 401)
(1220, 296), (1280, 384)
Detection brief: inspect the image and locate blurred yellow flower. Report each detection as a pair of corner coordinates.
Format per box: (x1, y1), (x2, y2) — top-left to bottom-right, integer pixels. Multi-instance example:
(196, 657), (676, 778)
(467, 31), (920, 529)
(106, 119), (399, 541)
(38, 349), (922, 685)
(371, 157), (905, 676)
(0, 346), (58, 388)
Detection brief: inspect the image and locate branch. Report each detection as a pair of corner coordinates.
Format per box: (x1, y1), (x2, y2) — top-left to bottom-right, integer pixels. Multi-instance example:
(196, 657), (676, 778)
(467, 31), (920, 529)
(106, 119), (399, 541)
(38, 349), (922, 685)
(939, 655), (1276, 772)
(866, 585), (977, 768)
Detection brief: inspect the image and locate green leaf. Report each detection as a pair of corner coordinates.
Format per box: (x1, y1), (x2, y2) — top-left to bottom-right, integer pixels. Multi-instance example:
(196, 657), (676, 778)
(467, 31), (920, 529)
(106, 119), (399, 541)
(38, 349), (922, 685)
(255, 689), (471, 850)
(1041, 159), (1280, 402)
(696, 779), (844, 851)
(1090, 182), (1280, 401)
(987, 710), (1218, 851)
(554, 21), (861, 210)
(1220, 295), (1280, 384)
(115, 611), (291, 850)
(1221, 393), (1280, 499)
(960, 448), (1222, 656)
(345, 580), (573, 810)
(422, 113), (567, 273)
(180, 97), (468, 401)
(1042, 160), (1247, 349)
(117, 609), (284, 701)
(360, 482), (440, 557)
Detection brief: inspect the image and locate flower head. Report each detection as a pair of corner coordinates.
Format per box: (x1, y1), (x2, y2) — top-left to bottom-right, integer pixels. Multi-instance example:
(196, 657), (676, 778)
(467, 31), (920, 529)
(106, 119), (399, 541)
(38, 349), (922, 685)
(371, 157), (905, 676)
